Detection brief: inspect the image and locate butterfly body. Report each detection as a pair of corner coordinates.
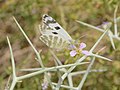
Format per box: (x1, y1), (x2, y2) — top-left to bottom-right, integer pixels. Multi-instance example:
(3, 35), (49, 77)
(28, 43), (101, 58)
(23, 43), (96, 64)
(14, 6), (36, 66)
(40, 14), (74, 49)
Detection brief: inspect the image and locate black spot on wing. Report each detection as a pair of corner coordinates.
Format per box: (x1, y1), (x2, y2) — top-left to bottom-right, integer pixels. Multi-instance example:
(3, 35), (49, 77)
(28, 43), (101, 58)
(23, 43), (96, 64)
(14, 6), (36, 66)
(43, 14), (49, 18)
(52, 32), (58, 34)
(44, 20), (56, 25)
(55, 26), (60, 30)
(43, 14), (57, 25)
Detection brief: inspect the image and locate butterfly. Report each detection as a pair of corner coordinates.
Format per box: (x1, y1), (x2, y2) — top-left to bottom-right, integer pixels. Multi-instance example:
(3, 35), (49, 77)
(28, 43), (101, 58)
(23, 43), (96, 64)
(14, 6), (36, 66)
(39, 14), (74, 50)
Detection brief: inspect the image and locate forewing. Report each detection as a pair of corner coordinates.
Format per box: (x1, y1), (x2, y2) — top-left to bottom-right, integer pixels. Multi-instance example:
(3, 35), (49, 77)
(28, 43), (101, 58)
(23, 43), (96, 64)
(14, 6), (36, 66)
(42, 14), (72, 41)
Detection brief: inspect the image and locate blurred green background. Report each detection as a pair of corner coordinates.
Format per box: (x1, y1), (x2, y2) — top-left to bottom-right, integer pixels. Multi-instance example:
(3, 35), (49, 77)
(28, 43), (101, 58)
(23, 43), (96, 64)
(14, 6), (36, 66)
(0, 0), (120, 90)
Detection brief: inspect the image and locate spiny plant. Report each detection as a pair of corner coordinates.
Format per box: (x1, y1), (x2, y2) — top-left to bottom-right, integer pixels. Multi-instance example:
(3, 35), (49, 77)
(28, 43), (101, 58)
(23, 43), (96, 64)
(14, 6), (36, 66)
(5, 5), (120, 90)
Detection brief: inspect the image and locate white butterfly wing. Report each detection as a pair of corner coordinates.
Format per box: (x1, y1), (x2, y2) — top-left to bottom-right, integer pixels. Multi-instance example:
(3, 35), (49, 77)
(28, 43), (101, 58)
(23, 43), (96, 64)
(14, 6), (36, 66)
(40, 29), (69, 49)
(40, 14), (73, 49)
(42, 14), (73, 41)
